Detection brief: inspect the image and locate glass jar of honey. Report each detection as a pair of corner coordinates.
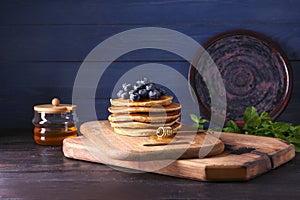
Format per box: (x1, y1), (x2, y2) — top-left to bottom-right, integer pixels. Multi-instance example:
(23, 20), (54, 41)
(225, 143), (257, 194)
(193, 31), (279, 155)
(32, 98), (78, 146)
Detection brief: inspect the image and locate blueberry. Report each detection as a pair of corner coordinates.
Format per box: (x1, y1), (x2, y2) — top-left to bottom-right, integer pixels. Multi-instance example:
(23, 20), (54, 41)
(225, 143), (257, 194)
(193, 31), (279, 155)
(148, 89), (161, 100)
(136, 80), (142, 86)
(120, 92), (129, 99)
(130, 93), (140, 101)
(138, 89), (148, 98)
(119, 80), (163, 100)
(128, 90), (135, 95)
(123, 84), (133, 92)
(117, 90), (124, 98)
(159, 88), (167, 96)
(133, 83), (140, 90)
(142, 77), (151, 84)
(146, 83), (156, 91)
(122, 83), (128, 90)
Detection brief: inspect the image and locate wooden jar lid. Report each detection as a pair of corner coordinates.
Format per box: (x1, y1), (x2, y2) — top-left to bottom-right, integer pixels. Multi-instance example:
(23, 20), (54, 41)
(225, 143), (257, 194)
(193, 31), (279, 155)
(34, 98), (77, 113)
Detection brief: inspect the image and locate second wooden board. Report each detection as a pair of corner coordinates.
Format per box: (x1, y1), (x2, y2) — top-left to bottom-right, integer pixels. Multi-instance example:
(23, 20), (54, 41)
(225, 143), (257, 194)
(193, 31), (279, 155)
(63, 131), (295, 181)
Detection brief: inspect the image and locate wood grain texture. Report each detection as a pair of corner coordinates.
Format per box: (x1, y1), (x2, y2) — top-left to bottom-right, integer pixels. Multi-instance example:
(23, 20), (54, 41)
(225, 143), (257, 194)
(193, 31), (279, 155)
(1, 129), (300, 199)
(0, 0), (299, 25)
(79, 121), (224, 160)
(1, 61), (300, 129)
(1, 25), (300, 61)
(63, 127), (295, 181)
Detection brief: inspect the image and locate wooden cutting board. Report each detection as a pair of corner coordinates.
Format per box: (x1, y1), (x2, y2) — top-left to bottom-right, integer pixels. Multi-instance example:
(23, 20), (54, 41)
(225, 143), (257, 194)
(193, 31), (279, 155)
(63, 122), (295, 181)
(78, 121), (225, 160)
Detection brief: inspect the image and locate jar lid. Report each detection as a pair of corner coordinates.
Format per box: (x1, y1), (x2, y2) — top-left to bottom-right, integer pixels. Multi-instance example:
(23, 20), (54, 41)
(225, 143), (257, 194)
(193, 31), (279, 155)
(34, 98), (77, 113)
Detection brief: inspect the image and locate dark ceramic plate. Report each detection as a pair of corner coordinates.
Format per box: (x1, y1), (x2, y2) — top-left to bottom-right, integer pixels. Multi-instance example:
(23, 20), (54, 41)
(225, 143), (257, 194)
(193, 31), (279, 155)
(189, 30), (292, 124)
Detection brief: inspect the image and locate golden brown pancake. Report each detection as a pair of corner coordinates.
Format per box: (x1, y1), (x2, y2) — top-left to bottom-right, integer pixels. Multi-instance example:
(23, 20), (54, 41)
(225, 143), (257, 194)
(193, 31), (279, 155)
(109, 118), (179, 129)
(108, 111), (181, 123)
(113, 122), (182, 136)
(108, 102), (181, 114)
(110, 95), (173, 107)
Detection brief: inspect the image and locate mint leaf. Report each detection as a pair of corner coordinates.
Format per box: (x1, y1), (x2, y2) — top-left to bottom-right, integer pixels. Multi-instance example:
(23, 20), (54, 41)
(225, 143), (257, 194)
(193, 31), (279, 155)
(192, 123), (200, 129)
(294, 145), (300, 153)
(190, 114), (208, 130)
(273, 122), (291, 133)
(199, 118), (209, 123)
(243, 116), (260, 133)
(190, 114), (200, 123)
(293, 126), (300, 139)
(287, 137), (300, 145)
(223, 120), (241, 133)
(191, 106), (300, 153)
(259, 111), (271, 121)
(197, 124), (204, 130)
(244, 106), (259, 123)
(274, 132), (287, 140)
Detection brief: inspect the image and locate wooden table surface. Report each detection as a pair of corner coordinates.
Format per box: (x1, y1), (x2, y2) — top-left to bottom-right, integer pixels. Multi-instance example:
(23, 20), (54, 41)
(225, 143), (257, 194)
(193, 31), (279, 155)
(1, 129), (300, 200)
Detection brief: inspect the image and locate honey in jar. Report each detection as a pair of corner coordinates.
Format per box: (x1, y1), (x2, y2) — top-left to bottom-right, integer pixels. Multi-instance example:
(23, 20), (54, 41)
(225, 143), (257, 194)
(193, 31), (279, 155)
(32, 98), (78, 146)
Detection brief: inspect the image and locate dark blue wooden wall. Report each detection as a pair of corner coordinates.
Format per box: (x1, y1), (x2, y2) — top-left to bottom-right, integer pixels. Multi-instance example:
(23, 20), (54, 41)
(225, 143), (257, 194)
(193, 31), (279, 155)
(1, 0), (300, 130)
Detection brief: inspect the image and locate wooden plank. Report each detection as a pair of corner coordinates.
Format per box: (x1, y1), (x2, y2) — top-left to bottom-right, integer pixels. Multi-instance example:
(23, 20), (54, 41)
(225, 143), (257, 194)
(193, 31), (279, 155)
(63, 136), (271, 181)
(1, 61), (300, 129)
(63, 130), (295, 181)
(0, 0), (299, 25)
(1, 25), (300, 61)
(1, 130), (300, 200)
(1, 60), (299, 98)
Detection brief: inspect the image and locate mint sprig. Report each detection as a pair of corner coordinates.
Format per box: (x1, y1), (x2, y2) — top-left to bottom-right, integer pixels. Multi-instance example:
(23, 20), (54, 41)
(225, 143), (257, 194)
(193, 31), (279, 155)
(225, 106), (300, 152)
(191, 106), (300, 152)
(190, 114), (209, 130)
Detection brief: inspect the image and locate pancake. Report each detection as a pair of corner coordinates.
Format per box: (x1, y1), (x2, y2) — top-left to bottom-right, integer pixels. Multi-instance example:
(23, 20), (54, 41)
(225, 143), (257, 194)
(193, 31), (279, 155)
(108, 111), (181, 123)
(110, 95), (173, 107)
(108, 102), (181, 114)
(113, 122), (182, 137)
(109, 118), (179, 129)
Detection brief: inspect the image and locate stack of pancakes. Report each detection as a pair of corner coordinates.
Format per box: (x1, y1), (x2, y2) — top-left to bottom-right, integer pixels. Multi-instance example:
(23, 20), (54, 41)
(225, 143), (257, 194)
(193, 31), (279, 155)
(108, 95), (182, 136)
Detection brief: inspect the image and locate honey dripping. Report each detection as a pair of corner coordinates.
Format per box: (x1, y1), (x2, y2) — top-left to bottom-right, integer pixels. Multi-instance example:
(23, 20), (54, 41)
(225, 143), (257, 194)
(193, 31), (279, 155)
(146, 127), (175, 145)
